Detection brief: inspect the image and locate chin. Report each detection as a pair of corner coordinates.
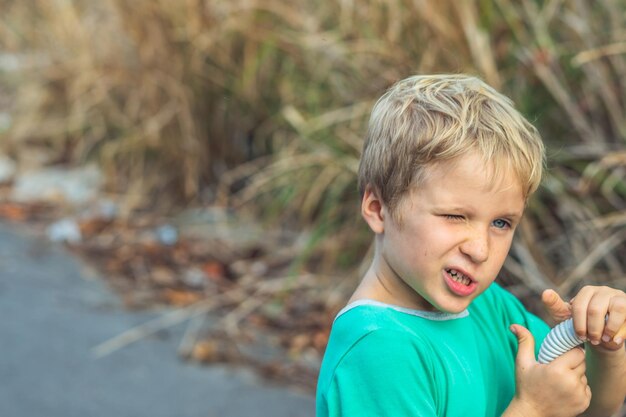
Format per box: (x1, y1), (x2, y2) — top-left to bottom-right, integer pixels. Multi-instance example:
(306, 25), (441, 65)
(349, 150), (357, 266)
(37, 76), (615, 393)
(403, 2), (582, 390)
(440, 306), (468, 314)
(434, 299), (471, 314)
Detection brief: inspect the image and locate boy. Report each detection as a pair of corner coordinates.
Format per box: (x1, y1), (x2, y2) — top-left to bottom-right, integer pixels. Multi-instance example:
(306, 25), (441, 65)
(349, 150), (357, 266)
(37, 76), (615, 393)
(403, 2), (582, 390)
(316, 74), (626, 417)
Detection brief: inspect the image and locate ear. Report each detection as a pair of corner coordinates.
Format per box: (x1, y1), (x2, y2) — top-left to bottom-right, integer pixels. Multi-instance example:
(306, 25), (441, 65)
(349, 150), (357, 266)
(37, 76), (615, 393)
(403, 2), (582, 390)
(361, 185), (385, 234)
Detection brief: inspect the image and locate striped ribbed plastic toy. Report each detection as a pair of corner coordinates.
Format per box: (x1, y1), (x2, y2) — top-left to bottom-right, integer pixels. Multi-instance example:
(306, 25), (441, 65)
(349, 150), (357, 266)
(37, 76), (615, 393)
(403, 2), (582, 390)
(538, 318), (585, 364)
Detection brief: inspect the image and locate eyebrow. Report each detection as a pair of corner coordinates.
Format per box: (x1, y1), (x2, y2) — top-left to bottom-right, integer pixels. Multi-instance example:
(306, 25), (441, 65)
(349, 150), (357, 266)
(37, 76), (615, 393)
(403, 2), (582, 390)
(434, 206), (523, 220)
(499, 212), (523, 220)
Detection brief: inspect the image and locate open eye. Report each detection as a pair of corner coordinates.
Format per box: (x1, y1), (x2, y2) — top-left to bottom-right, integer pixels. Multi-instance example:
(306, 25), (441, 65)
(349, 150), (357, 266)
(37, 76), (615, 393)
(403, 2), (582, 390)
(492, 219), (511, 229)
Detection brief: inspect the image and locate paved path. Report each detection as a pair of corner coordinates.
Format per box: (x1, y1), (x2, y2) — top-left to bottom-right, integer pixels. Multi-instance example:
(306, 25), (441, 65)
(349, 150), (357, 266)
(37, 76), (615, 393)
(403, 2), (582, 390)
(0, 222), (315, 417)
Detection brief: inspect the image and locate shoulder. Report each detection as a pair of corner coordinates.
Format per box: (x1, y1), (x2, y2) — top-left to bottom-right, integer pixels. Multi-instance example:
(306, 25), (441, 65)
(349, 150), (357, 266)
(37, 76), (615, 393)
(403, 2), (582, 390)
(327, 304), (434, 361)
(317, 313), (440, 416)
(318, 305), (436, 385)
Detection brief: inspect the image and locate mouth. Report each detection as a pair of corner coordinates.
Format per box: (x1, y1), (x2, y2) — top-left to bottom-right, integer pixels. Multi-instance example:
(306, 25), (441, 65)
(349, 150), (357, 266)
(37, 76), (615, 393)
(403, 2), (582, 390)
(444, 268), (478, 296)
(445, 268), (475, 285)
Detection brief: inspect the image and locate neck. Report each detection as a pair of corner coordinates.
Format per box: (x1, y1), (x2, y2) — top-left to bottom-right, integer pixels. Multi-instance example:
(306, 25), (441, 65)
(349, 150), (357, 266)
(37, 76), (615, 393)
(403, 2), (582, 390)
(349, 258), (436, 312)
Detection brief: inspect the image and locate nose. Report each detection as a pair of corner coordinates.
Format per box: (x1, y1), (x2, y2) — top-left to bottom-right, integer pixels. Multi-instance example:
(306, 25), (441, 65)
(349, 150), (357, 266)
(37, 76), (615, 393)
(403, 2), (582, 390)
(459, 227), (490, 264)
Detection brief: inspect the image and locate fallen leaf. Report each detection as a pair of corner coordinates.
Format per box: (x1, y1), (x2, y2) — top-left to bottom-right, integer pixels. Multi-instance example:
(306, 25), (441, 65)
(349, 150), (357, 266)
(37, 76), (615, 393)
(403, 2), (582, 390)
(0, 203), (27, 221)
(151, 267), (177, 286)
(202, 260), (225, 281)
(161, 288), (202, 306)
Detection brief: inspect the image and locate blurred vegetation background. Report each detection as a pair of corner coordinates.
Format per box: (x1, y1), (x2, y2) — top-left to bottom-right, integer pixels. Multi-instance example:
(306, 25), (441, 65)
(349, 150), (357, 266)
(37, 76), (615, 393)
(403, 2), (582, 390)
(1, 0), (626, 389)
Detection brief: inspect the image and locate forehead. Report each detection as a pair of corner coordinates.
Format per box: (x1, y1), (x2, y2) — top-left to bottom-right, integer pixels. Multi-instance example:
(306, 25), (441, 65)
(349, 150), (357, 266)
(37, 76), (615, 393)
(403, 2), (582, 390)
(422, 152), (523, 194)
(404, 152), (525, 213)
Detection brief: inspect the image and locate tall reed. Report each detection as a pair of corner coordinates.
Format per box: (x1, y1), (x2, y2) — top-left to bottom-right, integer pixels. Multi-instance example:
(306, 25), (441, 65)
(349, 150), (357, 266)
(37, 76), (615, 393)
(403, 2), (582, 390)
(1, 0), (625, 308)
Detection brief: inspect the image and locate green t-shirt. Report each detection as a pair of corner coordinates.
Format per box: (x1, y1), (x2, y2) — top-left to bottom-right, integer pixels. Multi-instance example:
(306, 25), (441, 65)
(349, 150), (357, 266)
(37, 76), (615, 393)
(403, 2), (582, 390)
(316, 283), (550, 417)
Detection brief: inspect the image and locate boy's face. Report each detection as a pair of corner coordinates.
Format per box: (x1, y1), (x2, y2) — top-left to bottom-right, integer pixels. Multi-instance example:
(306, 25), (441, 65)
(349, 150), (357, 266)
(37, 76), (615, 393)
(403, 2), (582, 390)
(363, 152), (525, 313)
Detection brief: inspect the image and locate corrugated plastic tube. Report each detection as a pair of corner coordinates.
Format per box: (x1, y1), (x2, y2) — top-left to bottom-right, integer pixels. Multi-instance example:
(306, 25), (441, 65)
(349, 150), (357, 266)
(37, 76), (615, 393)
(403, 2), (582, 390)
(538, 318), (585, 364)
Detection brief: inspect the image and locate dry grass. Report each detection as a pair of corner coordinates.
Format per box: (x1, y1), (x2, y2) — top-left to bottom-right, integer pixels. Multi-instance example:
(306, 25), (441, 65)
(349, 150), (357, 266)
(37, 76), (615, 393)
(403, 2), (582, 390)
(1, 0), (625, 346)
(493, 0), (626, 305)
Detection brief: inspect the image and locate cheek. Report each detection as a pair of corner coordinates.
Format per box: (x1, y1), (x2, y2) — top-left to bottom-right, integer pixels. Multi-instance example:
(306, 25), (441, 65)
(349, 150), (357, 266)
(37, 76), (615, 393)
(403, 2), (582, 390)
(491, 236), (514, 262)
(425, 225), (461, 252)
(411, 227), (458, 264)
(388, 220), (459, 261)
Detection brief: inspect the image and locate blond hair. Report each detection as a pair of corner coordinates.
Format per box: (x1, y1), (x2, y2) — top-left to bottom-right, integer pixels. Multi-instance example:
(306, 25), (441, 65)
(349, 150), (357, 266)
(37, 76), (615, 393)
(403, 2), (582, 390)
(358, 74), (545, 220)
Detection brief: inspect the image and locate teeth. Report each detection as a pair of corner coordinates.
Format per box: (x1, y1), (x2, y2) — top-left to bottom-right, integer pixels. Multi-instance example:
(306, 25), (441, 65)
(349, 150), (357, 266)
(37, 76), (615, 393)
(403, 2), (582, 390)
(447, 269), (471, 286)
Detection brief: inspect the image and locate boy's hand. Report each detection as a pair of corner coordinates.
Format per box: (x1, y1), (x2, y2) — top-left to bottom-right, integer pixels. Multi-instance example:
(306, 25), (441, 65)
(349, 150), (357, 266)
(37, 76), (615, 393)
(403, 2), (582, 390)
(543, 287), (626, 351)
(509, 325), (591, 417)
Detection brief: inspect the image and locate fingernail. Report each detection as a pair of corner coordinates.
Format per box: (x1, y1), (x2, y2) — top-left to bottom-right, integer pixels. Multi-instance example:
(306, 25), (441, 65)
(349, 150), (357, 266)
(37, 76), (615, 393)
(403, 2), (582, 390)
(602, 335), (611, 343)
(614, 337), (623, 344)
(591, 339), (600, 345)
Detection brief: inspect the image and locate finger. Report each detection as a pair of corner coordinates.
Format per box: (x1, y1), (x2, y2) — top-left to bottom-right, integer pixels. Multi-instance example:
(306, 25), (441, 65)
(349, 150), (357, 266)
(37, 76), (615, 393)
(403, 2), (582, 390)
(571, 286), (596, 341)
(510, 324), (536, 369)
(542, 289), (572, 322)
(552, 347), (585, 370)
(586, 291), (611, 345)
(603, 296), (626, 343)
(580, 374), (587, 386)
(572, 359), (587, 378)
(613, 322), (626, 345)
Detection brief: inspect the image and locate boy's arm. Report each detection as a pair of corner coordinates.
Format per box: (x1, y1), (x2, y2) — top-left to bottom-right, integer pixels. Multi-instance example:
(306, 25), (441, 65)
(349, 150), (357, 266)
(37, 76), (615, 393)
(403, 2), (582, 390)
(583, 345), (626, 417)
(543, 287), (626, 417)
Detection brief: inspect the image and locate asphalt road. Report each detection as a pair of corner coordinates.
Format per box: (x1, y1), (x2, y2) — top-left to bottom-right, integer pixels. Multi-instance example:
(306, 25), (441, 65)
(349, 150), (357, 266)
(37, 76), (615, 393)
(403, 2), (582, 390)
(0, 222), (315, 417)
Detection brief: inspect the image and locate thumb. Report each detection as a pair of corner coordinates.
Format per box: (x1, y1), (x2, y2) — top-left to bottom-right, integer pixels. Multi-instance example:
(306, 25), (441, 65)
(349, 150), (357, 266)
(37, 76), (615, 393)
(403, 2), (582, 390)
(541, 289), (572, 322)
(511, 324), (537, 368)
